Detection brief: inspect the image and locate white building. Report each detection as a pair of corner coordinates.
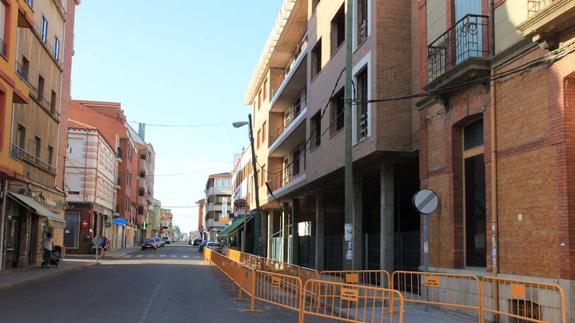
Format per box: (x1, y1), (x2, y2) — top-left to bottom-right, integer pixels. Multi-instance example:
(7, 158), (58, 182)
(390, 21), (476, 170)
(64, 120), (119, 252)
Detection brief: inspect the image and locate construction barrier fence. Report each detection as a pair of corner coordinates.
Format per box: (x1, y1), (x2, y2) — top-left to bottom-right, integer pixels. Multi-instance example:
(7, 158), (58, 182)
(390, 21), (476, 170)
(481, 276), (567, 323)
(216, 250), (567, 323)
(320, 270), (391, 289)
(392, 270), (482, 319)
(301, 279), (404, 323)
(254, 270), (303, 312)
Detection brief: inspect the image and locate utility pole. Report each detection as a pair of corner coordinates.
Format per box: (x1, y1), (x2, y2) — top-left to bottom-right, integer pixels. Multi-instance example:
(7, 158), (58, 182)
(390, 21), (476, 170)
(343, 0), (355, 269)
(248, 114), (262, 256)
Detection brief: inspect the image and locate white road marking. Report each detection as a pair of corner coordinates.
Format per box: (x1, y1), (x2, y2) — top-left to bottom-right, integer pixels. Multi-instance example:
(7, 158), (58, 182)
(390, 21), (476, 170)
(136, 255), (143, 258)
(182, 255), (189, 258)
(159, 255), (166, 258)
(124, 255), (132, 258)
(139, 282), (162, 323)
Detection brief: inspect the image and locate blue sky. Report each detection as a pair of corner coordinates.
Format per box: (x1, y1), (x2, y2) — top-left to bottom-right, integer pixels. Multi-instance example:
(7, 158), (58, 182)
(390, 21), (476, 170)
(71, 1), (283, 233)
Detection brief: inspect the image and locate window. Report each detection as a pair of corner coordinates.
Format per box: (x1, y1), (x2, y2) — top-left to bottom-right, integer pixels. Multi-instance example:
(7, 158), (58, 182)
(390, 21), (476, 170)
(257, 90), (262, 110)
(17, 124), (25, 148)
(292, 149), (300, 176)
(137, 207), (144, 216)
(311, 112), (321, 149)
(50, 91), (56, 114)
(260, 165), (266, 186)
(19, 56), (29, 81)
(462, 119), (486, 267)
(138, 189), (145, 197)
(262, 121), (267, 145)
(257, 129), (261, 149)
(263, 77), (268, 101)
(64, 212), (80, 249)
(331, 88), (345, 134)
(34, 136), (41, 159)
(37, 75), (44, 101)
(48, 145), (53, 165)
(54, 36), (60, 60)
(356, 68), (368, 141)
(0, 2), (6, 57)
(41, 16), (48, 44)
(357, 0), (368, 45)
(331, 5), (345, 55)
(126, 170), (131, 187)
(311, 39), (322, 78)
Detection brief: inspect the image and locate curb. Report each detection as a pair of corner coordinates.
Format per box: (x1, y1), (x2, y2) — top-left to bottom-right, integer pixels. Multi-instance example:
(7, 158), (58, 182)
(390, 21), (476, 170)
(0, 262), (98, 292)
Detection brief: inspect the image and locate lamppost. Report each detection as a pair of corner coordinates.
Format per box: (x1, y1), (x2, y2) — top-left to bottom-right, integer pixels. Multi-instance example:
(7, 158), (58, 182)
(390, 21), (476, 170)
(233, 114), (262, 256)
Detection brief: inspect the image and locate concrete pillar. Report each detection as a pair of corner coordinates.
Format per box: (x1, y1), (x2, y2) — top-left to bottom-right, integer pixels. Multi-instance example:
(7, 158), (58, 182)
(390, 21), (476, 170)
(267, 212), (274, 259)
(315, 192), (325, 271)
(240, 228), (246, 252)
(282, 202), (289, 263)
(292, 199), (300, 265)
(261, 211), (268, 257)
(380, 162), (395, 272)
(353, 176), (363, 269)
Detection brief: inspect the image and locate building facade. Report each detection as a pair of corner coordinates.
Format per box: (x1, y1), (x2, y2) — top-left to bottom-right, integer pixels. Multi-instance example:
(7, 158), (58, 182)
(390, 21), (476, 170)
(244, 0), (418, 271)
(0, 0), (78, 269)
(203, 173), (232, 241)
(64, 122), (117, 254)
(417, 0), (575, 319)
(197, 198), (205, 240)
(68, 100), (138, 249)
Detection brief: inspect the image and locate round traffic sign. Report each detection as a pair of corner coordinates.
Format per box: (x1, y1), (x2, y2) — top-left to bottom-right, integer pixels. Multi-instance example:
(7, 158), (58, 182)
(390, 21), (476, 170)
(412, 189), (439, 214)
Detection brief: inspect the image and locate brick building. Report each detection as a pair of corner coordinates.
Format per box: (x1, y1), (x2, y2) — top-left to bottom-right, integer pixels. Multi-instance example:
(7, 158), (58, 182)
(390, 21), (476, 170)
(416, 0), (575, 319)
(244, 0), (419, 271)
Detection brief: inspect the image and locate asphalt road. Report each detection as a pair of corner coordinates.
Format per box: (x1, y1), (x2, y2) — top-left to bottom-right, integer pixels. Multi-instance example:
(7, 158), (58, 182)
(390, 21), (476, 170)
(0, 243), (306, 323)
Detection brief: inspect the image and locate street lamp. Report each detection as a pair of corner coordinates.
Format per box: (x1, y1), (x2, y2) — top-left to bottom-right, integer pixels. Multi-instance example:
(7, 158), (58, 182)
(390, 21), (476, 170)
(233, 114), (262, 256)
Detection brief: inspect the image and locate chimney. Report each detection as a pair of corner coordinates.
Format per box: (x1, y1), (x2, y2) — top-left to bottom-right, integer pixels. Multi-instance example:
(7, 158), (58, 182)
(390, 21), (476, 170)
(138, 123), (146, 141)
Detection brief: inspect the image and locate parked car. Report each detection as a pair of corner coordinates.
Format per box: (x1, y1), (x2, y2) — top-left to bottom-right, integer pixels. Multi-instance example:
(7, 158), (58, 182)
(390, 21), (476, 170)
(206, 241), (223, 253)
(141, 239), (158, 250)
(162, 236), (172, 245)
(153, 237), (165, 247)
(192, 238), (202, 246)
(198, 240), (209, 253)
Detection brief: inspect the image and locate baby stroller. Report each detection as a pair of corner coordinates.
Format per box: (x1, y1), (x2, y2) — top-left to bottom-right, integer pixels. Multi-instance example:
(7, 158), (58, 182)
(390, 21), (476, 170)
(42, 246), (63, 268)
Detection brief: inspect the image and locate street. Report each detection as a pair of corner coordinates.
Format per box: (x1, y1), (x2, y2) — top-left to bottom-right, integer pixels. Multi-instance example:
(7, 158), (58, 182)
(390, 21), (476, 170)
(0, 243), (303, 323)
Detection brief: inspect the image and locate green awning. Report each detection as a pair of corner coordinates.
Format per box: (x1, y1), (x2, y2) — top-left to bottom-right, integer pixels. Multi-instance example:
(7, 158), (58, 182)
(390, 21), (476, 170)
(218, 216), (249, 238)
(8, 192), (66, 228)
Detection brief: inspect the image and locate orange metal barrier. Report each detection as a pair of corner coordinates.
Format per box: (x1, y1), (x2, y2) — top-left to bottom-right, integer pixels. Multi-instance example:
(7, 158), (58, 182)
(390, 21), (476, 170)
(481, 276), (567, 323)
(254, 270), (303, 312)
(392, 271), (482, 320)
(300, 279), (404, 323)
(208, 250), (257, 311)
(320, 270), (391, 290)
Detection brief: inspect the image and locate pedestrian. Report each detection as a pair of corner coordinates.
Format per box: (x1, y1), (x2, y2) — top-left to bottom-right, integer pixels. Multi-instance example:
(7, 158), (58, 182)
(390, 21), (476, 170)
(42, 233), (53, 268)
(99, 236), (109, 256)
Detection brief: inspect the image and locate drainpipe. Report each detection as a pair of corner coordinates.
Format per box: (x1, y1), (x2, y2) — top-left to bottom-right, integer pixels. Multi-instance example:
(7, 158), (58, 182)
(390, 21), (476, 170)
(0, 180), (8, 270)
(489, 0), (499, 276)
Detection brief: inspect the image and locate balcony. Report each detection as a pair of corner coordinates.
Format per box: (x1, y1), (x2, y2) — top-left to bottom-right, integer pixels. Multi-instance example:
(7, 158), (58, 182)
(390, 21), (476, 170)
(268, 155), (306, 198)
(426, 14), (490, 91)
(137, 195), (146, 206)
(15, 61), (60, 121)
(31, 22), (64, 69)
(137, 177), (146, 190)
(519, 0), (575, 50)
(270, 35), (308, 110)
(206, 186), (232, 198)
(10, 143), (56, 174)
(269, 106), (307, 157)
(136, 214), (146, 225)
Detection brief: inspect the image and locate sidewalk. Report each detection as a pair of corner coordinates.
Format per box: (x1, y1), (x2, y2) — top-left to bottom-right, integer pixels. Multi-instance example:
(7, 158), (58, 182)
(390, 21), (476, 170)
(0, 258), (96, 291)
(65, 246), (141, 259)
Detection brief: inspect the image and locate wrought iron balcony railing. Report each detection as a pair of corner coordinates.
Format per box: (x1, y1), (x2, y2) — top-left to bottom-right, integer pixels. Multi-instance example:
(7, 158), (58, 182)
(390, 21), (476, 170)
(11, 143), (56, 173)
(427, 14), (489, 82)
(0, 38), (7, 59)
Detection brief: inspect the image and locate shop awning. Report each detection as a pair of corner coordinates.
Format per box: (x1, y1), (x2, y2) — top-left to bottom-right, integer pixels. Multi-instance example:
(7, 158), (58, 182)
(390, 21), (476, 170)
(8, 193), (66, 228)
(218, 215), (250, 238)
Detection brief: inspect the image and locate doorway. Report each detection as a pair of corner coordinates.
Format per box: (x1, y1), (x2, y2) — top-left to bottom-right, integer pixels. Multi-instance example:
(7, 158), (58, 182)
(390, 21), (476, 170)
(394, 162), (421, 270)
